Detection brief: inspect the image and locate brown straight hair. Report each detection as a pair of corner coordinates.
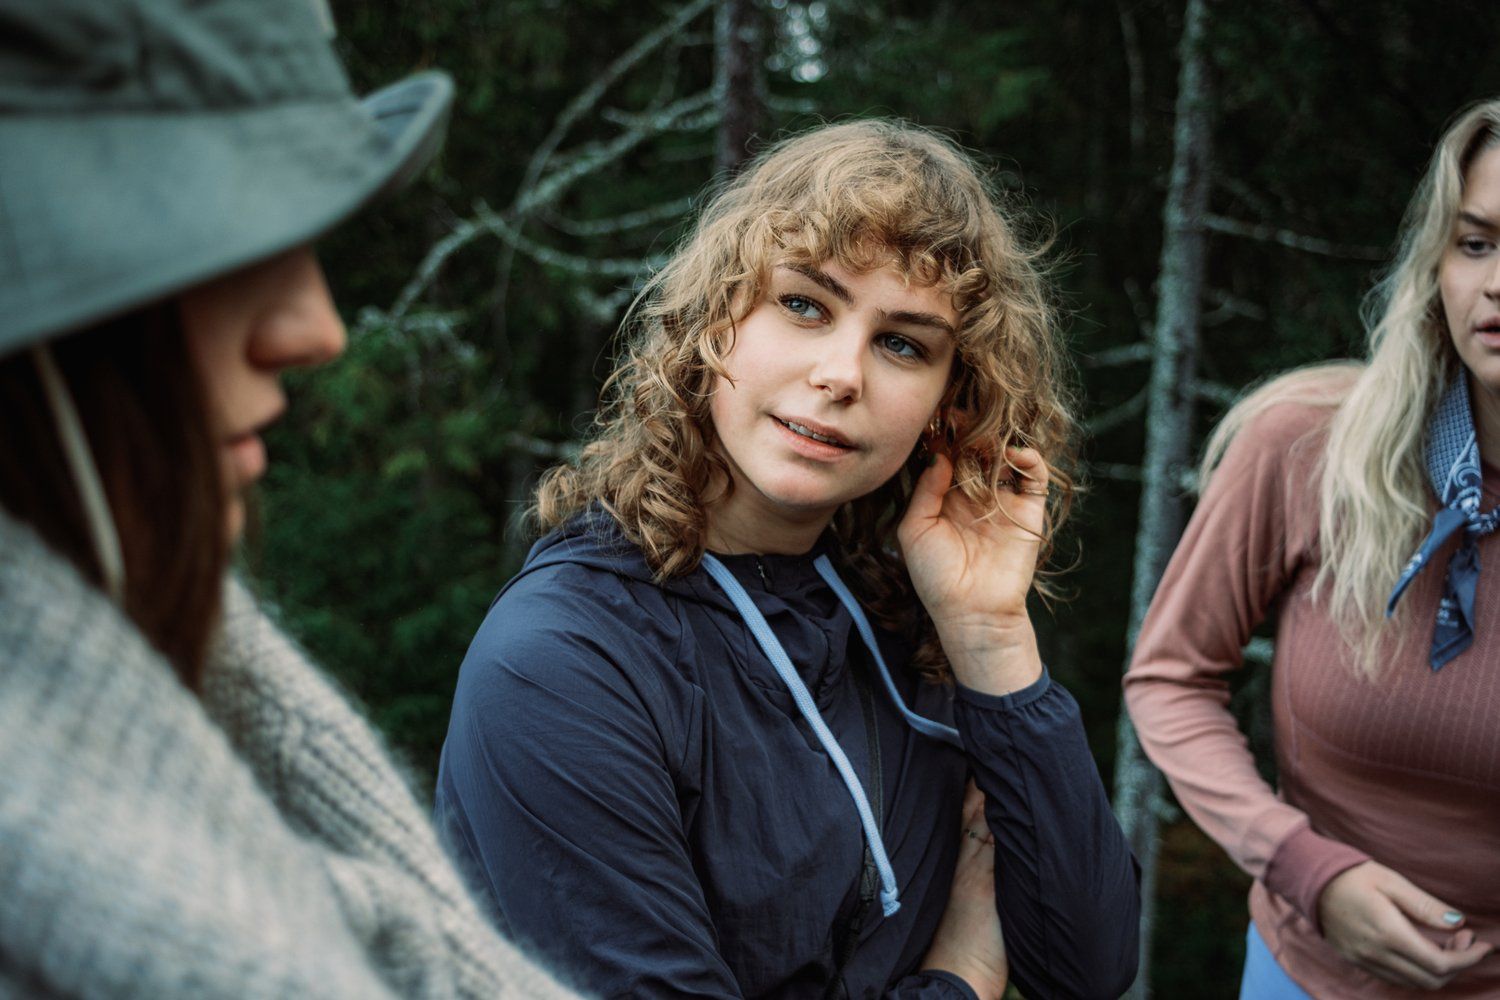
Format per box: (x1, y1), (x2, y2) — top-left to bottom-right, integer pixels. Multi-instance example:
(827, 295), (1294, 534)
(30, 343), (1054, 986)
(0, 303), (229, 688)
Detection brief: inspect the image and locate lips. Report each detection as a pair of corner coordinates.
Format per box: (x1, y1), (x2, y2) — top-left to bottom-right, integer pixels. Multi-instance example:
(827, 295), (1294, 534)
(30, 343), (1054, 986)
(1473, 317), (1500, 350)
(223, 404), (284, 487)
(226, 433), (267, 486)
(774, 415), (854, 449)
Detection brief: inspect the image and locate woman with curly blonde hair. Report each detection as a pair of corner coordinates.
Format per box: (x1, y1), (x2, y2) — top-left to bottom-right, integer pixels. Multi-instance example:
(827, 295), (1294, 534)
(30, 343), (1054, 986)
(1126, 99), (1500, 998)
(436, 119), (1139, 1000)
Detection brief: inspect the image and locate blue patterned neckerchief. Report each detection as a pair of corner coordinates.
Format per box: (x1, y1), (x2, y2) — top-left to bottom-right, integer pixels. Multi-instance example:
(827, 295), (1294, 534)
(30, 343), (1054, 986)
(1386, 376), (1500, 669)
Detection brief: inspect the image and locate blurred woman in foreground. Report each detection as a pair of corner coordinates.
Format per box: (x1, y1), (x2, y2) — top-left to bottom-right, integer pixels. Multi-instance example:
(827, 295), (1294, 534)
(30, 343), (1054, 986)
(0, 0), (577, 995)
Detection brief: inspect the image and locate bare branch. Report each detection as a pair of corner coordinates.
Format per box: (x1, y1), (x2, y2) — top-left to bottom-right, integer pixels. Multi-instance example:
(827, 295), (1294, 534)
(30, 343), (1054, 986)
(767, 95), (818, 115)
(574, 285), (639, 325)
(1122, 276), (1154, 340)
(388, 205), (661, 320)
(476, 0), (711, 348)
(389, 214), (493, 321)
(1203, 213), (1386, 261)
(1081, 341), (1152, 368)
(1090, 462), (1143, 482)
(1089, 462), (1198, 493)
(514, 0), (716, 206)
(519, 90), (717, 215)
(391, 93), (708, 321)
(1086, 386), (1149, 435)
(503, 431), (582, 462)
(472, 204), (663, 277)
(539, 196), (696, 237)
(1203, 288), (1267, 326)
(1116, 0), (1147, 159)
(1191, 378), (1240, 407)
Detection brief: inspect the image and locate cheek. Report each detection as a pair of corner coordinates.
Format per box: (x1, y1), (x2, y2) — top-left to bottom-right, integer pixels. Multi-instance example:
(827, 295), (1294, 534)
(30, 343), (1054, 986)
(1438, 255), (1477, 334)
(178, 303), (238, 428)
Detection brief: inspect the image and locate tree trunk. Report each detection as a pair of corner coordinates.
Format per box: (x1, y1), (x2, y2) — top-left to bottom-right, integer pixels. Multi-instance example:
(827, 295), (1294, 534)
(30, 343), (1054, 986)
(714, 0), (766, 176)
(1113, 0), (1216, 995)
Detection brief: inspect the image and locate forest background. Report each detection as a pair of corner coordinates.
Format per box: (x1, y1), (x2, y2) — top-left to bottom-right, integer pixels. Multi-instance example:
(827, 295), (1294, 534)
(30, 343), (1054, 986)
(250, 0), (1500, 995)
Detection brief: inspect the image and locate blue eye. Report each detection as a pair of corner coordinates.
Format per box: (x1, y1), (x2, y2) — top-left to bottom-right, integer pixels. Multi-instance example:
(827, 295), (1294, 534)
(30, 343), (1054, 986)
(878, 333), (923, 360)
(780, 295), (826, 321)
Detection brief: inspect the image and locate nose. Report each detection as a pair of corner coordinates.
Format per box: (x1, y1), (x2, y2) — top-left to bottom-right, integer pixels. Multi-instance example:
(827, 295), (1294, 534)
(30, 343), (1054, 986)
(248, 249), (347, 372)
(808, 326), (865, 402)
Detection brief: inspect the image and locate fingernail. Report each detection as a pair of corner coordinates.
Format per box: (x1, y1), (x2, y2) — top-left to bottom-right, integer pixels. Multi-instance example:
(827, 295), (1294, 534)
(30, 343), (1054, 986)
(1443, 910), (1464, 925)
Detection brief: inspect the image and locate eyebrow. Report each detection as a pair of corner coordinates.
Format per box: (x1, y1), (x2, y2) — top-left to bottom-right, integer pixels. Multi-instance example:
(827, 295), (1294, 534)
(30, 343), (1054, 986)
(783, 263), (853, 304)
(1458, 210), (1497, 230)
(778, 264), (956, 337)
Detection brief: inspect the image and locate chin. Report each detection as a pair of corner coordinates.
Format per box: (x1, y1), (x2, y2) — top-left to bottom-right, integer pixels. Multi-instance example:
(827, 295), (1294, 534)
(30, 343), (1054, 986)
(747, 476), (851, 516)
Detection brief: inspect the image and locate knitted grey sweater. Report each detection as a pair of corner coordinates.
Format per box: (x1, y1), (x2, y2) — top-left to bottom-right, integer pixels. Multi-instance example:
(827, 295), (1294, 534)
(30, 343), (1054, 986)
(0, 511), (583, 999)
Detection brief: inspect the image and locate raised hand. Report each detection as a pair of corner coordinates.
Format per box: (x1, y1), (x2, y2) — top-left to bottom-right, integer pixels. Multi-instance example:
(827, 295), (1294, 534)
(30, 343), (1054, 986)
(897, 448), (1048, 694)
(922, 780), (1007, 999)
(1318, 861), (1493, 990)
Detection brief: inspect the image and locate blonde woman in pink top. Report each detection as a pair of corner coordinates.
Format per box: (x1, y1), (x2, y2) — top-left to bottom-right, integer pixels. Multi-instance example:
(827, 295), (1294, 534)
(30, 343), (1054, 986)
(1126, 99), (1500, 998)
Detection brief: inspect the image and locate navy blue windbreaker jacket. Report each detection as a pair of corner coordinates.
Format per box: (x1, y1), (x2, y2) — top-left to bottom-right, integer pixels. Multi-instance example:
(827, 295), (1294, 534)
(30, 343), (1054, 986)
(434, 513), (1140, 999)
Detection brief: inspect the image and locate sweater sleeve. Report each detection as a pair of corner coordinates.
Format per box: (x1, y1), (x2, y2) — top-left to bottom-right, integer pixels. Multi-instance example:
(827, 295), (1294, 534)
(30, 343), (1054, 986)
(1122, 399), (1371, 928)
(0, 558), (398, 999)
(204, 579), (581, 1000)
(954, 672), (1141, 1000)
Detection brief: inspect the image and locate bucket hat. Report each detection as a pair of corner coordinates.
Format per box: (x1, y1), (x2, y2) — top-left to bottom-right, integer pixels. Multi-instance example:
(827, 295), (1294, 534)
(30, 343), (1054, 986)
(0, 0), (453, 355)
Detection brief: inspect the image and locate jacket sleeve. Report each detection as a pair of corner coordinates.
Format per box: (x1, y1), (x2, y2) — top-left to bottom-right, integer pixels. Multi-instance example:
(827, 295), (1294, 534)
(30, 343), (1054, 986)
(955, 673), (1141, 1000)
(888, 971), (981, 999)
(434, 583), (745, 999)
(436, 580), (1000, 1000)
(1122, 399), (1370, 930)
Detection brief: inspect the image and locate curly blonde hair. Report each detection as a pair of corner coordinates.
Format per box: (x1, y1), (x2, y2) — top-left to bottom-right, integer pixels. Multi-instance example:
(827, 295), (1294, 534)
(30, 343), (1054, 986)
(534, 119), (1079, 682)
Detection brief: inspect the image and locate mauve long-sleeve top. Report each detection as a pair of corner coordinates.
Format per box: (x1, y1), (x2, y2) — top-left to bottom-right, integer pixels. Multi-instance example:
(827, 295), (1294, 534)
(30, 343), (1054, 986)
(1125, 383), (1500, 998)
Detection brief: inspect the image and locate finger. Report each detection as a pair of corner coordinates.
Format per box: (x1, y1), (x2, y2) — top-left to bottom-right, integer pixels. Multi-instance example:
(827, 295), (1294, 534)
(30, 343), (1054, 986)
(1003, 446), (1049, 490)
(1373, 910), (1488, 979)
(905, 452), (954, 527)
(960, 782), (995, 848)
(961, 779), (985, 825)
(1385, 876), (1466, 933)
(1359, 963), (1443, 991)
(1372, 950), (1455, 991)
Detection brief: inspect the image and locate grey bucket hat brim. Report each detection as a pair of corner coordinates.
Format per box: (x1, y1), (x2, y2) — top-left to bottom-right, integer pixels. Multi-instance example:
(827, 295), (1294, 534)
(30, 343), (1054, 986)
(0, 71), (453, 354)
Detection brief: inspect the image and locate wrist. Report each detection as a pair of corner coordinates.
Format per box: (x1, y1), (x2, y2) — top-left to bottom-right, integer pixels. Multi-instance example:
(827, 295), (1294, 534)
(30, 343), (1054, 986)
(936, 617), (1043, 695)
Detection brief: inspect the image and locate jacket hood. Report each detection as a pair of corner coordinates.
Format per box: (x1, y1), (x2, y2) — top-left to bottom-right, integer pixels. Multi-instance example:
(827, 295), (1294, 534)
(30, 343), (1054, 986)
(505, 508), (841, 617)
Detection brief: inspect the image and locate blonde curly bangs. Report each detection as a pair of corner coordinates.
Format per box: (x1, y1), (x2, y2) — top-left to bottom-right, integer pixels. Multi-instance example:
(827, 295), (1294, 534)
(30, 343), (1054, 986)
(534, 119), (1079, 681)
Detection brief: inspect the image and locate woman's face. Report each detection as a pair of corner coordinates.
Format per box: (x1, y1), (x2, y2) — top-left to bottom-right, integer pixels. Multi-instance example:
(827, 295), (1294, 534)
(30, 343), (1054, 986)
(1442, 144), (1500, 400)
(179, 247), (346, 540)
(706, 258), (958, 549)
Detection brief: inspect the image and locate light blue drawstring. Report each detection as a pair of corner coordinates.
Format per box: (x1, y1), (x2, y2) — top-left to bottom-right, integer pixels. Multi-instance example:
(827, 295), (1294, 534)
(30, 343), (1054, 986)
(813, 556), (963, 749)
(700, 552), (965, 918)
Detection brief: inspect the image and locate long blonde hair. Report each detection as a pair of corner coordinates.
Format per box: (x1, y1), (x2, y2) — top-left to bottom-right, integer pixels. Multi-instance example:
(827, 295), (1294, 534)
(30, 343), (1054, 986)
(1202, 99), (1500, 677)
(533, 119), (1079, 682)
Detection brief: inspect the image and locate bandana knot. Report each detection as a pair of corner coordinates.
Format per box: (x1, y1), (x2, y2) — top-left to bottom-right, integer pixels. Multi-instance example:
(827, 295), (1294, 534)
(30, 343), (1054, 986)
(1386, 376), (1500, 669)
